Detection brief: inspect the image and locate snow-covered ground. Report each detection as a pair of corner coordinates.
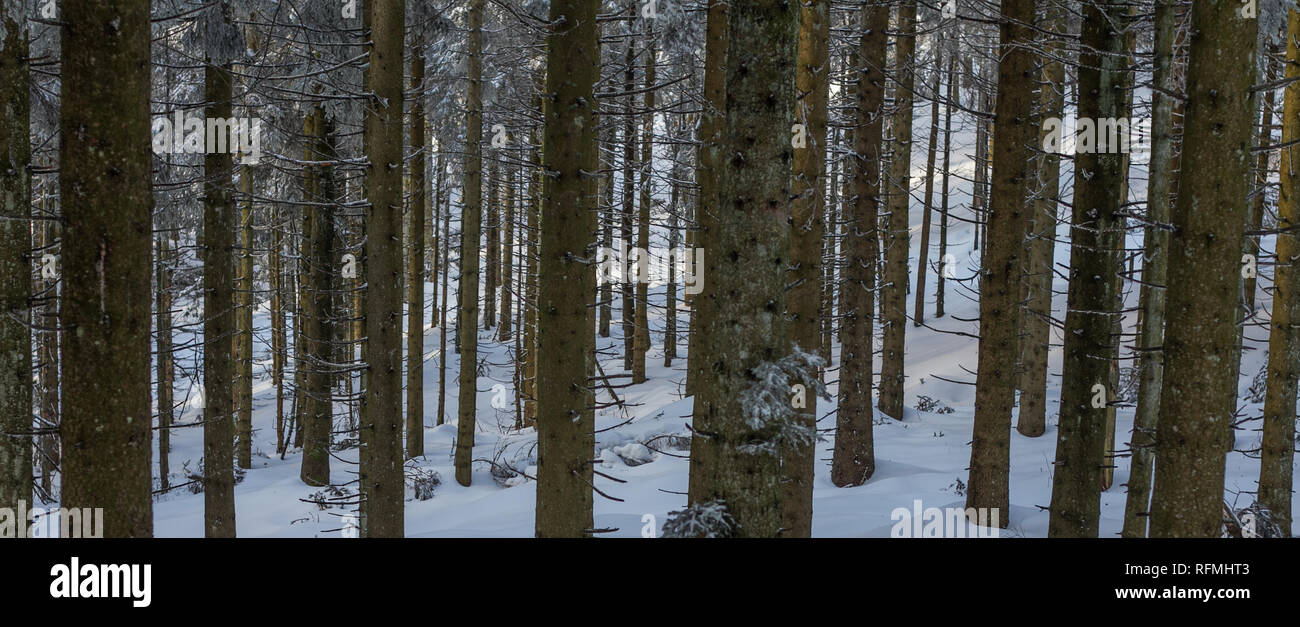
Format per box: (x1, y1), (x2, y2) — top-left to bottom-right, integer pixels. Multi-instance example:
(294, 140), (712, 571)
(125, 87), (1297, 538)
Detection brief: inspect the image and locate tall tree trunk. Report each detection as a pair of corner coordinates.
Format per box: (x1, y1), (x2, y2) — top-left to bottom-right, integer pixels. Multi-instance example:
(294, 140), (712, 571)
(0, 4), (32, 515)
(535, 0), (599, 538)
(695, 0), (799, 538)
(523, 119), (541, 428)
(360, 0), (406, 537)
(407, 38), (427, 459)
(831, 2), (886, 489)
(437, 153), (450, 427)
(966, 0), (1036, 528)
(202, 38), (237, 539)
(822, 127), (839, 359)
(300, 106), (336, 488)
(485, 159), (499, 331)
(785, 0), (830, 538)
(1246, 51), (1277, 314)
(291, 211), (305, 450)
(878, 0), (916, 421)
(1122, 0), (1179, 538)
(686, 0), (727, 504)
(271, 203), (285, 455)
(156, 234), (173, 489)
(499, 163), (514, 341)
(914, 49), (941, 329)
(935, 57), (955, 319)
(236, 167), (254, 469)
(599, 114), (614, 339)
(1258, 6), (1300, 536)
(1047, 0), (1128, 537)
(1017, 5), (1068, 438)
(972, 82), (988, 253)
(60, 0), (153, 537)
(632, 41), (655, 385)
(621, 22), (637, 373)
(454, 0), (485, 488)
(665, 155), (679, 367)
(1149, 0), (1257, 538)
(36, 201), (60, 499)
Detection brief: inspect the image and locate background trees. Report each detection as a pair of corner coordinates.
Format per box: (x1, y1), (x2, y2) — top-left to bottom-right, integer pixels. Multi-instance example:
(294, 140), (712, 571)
(0, 0), (1291, 539)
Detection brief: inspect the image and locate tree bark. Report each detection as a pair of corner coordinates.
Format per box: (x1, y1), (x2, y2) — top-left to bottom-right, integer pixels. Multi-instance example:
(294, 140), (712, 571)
(300, 106), (336, 488)
(966, 0), (1036, 528)
(360, 0), (406, 537)
(686, 0), (727, 504)
(621, 20), (637, 373)
(407, 38), (427, 459)
(236, 167), (254, 469)
(0, 5), (32, 515)
(1047, 0), (1129, 537)
(914, 48), (941, 329)
(695, 0), (799, 537)
(878, 0), (916, 421)
(1016, 4), (1067, 438)
(202, 44), (237, 538)
(454, 0), (485, 488)
(1258, 6), (1300, 536)
(1122, 0), (1179, 538)
(934, 58), (955, 319)
(784, 0), (830, 537)
(632, 41), (655, 385)
(831, 3), (886, 489)
(59, 0), (154, 537)
(535, 0), (599, 538)
(1149, 0), (1257, 538)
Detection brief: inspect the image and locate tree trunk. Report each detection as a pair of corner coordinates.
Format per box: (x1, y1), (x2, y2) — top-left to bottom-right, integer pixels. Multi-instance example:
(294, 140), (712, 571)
(632, 41), (655, 385)
(1122, 0), (1179, 538)
(271, 202), (285, 455)
(966, 0), (1036, 528)
(236, 167), (254, 469)
(437, 151), (450, 427)
(1047, 0), (1129, 536)
(784, 0), (830, 538)
(202, 45), (237, 538)
(878, 0), (916, 421)
(1149, 0), (1257, 538)
(156, 233), (172, 488)
(485, 159), (499, 331)
(1258, 6), (1300, 537)
(686, 0), (727, 504)
(831, 3), (886, 489)
(499, 162), (514, 341)
(360, 0), (406, 537)
(822, 127), (839, 358)
(622, 22), (637, 373)
(535, 0), (599, 538)
(35, 199), (60, 499)
(0, 5), (32, 515)
(300, 106), (336, 488)
(914, 49), (941, 329)
(935, 58), (955, 319)
(407, 40), (427, 459)
(523, 119), (541, 428)
(695, 0), (799, 538)
(58, 0), (153, 537)
(1246, 52), (1277, 315)
(599, 114), (614, 340)
(1017, 5), (1068, 439)
(454, 0), (484, 488)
